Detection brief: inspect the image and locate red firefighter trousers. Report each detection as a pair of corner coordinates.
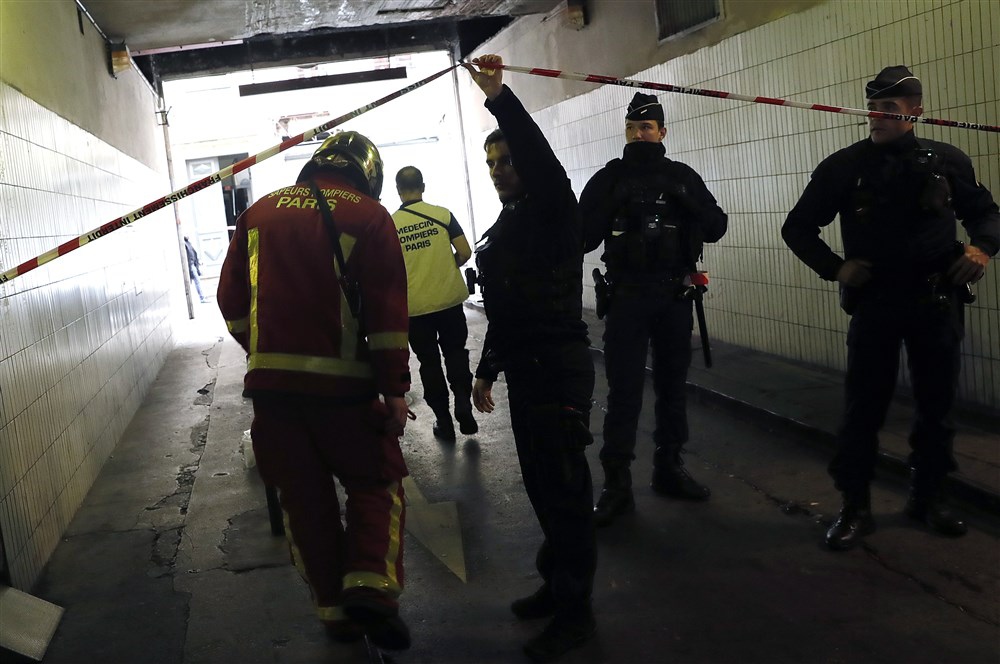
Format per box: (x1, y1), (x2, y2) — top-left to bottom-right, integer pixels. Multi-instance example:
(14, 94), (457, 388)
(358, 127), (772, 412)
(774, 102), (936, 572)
(251, 396), (408, 621)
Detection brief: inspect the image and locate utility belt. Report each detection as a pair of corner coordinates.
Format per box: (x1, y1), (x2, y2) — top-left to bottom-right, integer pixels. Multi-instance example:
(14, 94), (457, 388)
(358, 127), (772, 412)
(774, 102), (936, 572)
(603, 271), (686, 297)
(840, 243), (977, 315)
(614, 276), (684, 293)
(908, 272), (976, 311)
(595, 269), (713, 367)
(840, 274), (976, 315)
(466, 265), (580, 317)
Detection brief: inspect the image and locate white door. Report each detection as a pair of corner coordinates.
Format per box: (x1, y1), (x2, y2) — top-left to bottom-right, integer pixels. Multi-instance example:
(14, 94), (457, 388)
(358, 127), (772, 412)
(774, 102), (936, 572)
(184, 158), (230, 281)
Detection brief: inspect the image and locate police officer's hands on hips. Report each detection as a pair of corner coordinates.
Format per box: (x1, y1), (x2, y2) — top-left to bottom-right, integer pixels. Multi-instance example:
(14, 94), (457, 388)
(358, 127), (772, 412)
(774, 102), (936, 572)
(836, 258), (873, 288)
(384, 395), (409, 435)
(473, 379), (495, 414)
(947, 244), (989, 284)
(463, 54), (504, 101)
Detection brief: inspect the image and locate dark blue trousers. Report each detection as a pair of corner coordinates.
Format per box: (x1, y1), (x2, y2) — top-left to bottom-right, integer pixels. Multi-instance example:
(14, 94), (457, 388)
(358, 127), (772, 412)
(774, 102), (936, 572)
(832, 290), (963, 493)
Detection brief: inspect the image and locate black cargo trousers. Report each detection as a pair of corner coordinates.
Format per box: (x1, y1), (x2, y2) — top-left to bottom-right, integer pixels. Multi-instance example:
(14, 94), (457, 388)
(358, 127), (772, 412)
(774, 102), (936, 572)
(601, 285), (693, 466)
(408, 304), (474, 418)
(504, 338), (597, 617)
(832, 286), (964, 494)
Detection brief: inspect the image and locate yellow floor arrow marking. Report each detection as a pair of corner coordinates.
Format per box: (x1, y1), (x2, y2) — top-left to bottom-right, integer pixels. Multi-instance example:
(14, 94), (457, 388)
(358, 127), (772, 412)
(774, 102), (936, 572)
(402, 476), (467, 583)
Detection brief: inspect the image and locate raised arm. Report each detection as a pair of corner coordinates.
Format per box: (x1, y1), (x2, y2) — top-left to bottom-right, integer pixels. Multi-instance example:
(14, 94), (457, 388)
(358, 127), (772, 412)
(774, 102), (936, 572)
(465, 55), (573, 214)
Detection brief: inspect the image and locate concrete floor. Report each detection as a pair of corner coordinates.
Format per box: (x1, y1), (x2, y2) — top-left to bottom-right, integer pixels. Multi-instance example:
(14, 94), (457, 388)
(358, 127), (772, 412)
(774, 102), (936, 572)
(16, 303), (1000, 663)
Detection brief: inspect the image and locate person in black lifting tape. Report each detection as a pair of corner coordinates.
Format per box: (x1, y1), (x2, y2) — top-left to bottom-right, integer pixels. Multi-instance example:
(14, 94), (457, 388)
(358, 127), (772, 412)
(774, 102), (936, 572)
(464, 54), (596, 663)
(782, 65), (999, 551)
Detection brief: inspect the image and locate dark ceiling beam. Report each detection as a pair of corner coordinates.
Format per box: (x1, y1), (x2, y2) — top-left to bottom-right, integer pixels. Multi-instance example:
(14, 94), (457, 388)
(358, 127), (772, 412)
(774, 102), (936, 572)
(135, 16), (511, 90)
(238, 66), (409, 96)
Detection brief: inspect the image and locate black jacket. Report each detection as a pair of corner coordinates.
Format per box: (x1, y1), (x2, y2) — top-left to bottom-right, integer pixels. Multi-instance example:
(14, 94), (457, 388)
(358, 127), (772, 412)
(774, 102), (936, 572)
(581, 141), (728, 268)
(474, 86), (588, 381)
(782, 131), (1000, 285)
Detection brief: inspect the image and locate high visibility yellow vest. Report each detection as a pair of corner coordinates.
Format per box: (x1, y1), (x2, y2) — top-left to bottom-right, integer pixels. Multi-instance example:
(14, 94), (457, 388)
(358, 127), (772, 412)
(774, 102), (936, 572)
(392, 201), (469, 316)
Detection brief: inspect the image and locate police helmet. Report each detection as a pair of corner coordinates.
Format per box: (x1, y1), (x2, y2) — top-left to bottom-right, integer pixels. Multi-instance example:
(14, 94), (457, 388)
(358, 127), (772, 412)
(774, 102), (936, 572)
(298, 131), (384, 198)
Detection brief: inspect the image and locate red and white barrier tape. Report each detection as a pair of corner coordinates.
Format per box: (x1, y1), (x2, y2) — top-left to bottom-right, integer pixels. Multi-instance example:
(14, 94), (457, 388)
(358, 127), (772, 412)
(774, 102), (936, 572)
(497, 64), (1000, 134)
(0, 64), (458, 286)
(4, 61), (996, 286)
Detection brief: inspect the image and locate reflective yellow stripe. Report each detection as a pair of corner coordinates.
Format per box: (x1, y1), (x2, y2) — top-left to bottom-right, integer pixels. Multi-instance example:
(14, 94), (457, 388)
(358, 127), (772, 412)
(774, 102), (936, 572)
(339, 233), (357, 263)
(248, 227), (260, 353)
(342, 571), (402, 597)
(317, 605), (348, 622)
(368, 332), (408, 351)
(226, 317), (249, 334)
(282, 509), (310, 582)
(342, 481), (404, 597)
(330, 233), (360, 361)
(385, 481), (404, 591)
(285, 507), (348, 622)
(248, 352), (373, 379)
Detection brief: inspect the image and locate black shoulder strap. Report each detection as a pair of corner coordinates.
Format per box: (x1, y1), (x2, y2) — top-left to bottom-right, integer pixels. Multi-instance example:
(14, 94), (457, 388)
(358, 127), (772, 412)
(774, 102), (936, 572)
(308, 180), (361, 319)
(399, 203), (451, 232)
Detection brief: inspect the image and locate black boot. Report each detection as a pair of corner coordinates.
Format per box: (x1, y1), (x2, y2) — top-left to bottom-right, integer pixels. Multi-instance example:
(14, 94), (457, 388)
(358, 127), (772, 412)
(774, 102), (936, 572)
(825, 488), (875, 551)
(455, 409), (478, 435)
(432, 418), (456, 440)
(523, 610), (595, 663)
(511, 584), (556, 620)
(593, 463), (634, 527)
(905, 473), (967, 537)
(651, 447), (710, 501)
(341, 587), (411, 651)
(430, 405), (456, 441)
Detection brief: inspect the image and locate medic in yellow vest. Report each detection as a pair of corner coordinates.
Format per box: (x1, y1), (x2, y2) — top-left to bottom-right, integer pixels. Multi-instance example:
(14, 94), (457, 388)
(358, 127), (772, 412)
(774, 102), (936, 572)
(391, 166), (478, 440)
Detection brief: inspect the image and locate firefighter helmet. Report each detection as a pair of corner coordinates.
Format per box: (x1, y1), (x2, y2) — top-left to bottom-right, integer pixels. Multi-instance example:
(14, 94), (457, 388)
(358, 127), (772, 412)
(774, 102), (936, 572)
(298, 131), (384, 198)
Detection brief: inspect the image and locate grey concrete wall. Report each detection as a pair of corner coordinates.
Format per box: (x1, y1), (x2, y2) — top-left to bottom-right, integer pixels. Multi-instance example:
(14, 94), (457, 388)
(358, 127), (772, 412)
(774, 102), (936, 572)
(0, 1), (180, 588)
(0, 0), (163, 170)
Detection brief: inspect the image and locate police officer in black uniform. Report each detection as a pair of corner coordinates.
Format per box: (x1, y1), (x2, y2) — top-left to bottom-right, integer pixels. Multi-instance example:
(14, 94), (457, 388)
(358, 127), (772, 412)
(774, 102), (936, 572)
(464, 55), (597, 663)
(782, 65), (999, 551)
(582, 92), (728, 527)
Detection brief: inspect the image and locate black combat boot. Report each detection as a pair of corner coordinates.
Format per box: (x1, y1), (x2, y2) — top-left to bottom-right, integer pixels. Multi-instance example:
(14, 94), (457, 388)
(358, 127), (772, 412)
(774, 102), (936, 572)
(825, 487), (875, 551)
(593, 463), (634, 527)
(430, 405), (456, 440)
(432, 418), (455, 440)
(456, 410), (478, 435)
(511, 584), (556, 620)
(904, 472), (967, 537)
(523, 609), (596, 663)
(650, 447), (710, 501)
(341, 587), (411, 650)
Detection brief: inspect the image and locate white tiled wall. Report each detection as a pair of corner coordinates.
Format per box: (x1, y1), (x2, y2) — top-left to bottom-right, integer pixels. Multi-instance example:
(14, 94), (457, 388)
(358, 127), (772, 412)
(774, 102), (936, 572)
(467, 0), (999, 408)
(0, 83), (177, 589)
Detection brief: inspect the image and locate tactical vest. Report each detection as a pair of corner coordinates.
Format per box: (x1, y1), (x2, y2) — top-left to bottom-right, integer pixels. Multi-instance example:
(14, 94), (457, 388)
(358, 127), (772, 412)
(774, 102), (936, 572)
(476, 201), (582, 320)
(604, 169), (702, 280)
(848, 141), (956, 270)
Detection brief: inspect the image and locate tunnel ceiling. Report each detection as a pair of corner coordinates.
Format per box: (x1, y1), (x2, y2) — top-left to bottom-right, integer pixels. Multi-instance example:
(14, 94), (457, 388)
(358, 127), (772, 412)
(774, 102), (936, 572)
(81, 0), (562, 84)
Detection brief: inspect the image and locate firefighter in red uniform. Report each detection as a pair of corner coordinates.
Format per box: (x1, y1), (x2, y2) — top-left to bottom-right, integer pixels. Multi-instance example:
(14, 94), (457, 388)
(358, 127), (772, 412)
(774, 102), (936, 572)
(217, 131), (412, 650)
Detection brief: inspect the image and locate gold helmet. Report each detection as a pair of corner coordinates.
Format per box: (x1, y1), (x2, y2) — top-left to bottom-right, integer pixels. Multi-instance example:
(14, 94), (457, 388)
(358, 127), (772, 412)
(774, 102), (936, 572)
(297, 130), (384, 198)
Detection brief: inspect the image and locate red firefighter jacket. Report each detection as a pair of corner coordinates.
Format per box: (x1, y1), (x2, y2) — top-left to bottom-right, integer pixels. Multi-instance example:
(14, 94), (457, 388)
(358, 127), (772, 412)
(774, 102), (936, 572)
(217, 172), (410, 400)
